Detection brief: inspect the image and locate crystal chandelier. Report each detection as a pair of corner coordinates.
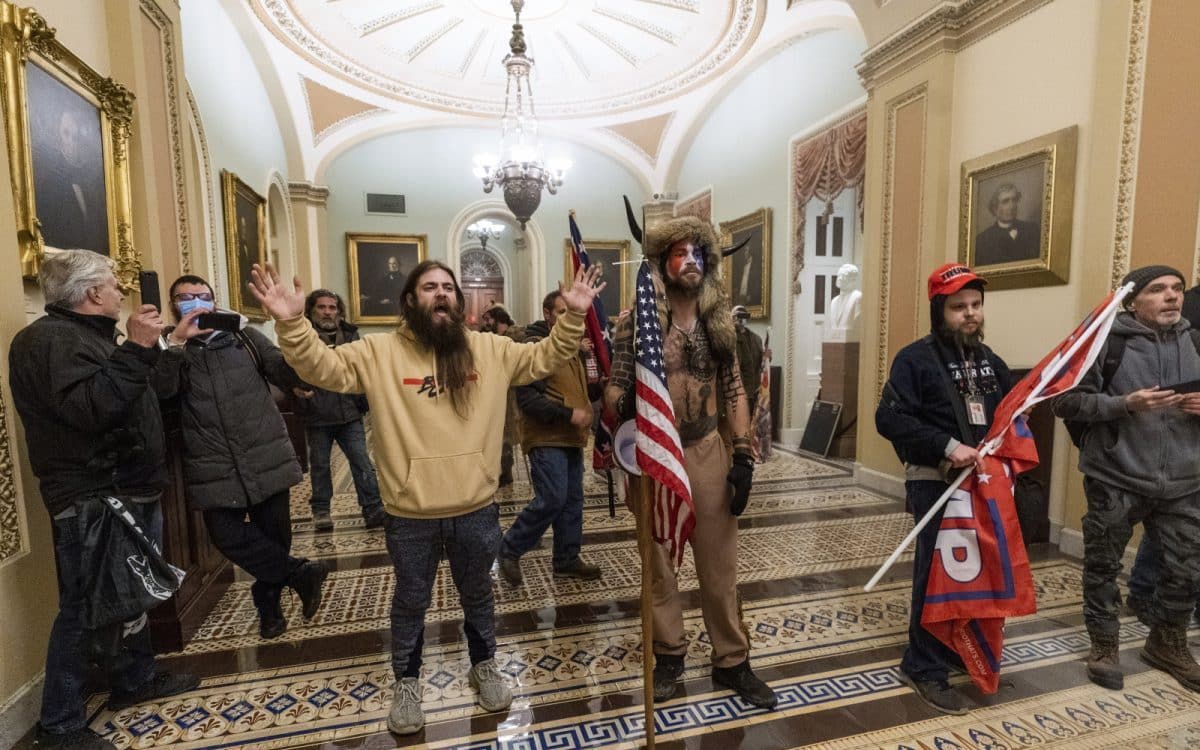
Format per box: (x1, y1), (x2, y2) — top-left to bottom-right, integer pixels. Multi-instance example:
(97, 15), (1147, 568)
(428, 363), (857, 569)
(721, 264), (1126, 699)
(472, 0), (569, 230)
(466, 219), (505, 251)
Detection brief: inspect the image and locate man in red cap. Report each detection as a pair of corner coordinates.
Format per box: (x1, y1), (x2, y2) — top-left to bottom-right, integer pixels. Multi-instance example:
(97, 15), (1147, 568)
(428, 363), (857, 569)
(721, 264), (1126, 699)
(875, 262), (1013, 714)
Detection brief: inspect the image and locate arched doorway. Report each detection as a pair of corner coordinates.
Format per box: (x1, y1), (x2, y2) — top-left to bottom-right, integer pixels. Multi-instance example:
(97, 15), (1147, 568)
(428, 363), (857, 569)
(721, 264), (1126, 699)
(459, 247), (507, 329)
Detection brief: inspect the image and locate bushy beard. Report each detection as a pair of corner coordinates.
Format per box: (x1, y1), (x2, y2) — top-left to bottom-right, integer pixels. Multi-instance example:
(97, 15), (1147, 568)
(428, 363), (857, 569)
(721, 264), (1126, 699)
(940, 320), (986, 350)
(313, 317), (339, 332)
(664, 267), (703, 299)
(404, 299), (475, 416)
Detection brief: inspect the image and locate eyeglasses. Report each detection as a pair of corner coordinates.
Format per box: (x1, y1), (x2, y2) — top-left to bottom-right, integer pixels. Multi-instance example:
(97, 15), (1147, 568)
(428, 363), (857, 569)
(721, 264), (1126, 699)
(172, 292), (214, 301)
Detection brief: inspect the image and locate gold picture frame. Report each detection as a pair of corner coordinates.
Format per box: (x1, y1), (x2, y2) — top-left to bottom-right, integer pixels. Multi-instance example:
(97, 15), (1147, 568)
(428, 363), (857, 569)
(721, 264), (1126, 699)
(0, 2), (139, 287)
(959, 126), (1077, 290)
(347, 232), (427, 325)
(563, 238), (631, 319)
(721, 207), (772, 319)
(221, 170), (268, 320)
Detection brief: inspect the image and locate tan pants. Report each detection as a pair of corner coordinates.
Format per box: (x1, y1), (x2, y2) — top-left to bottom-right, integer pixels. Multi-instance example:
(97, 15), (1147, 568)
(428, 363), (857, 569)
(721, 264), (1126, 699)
(647, 430), (749, 668)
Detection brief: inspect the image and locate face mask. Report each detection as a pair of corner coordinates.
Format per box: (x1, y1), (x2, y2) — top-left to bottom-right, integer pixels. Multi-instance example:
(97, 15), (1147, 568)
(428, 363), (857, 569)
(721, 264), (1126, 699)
(178, 298), (215, 319)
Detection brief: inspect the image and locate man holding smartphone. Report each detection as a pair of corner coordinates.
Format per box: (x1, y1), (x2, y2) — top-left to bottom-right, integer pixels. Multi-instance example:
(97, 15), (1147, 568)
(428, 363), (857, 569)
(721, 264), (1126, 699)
(153, 274), (328, 641)
(1053, 265), (1200, 692)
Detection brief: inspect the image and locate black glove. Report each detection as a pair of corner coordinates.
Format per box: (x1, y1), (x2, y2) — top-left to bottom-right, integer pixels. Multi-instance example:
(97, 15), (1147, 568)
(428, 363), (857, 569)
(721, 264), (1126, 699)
(727, 452), (754, 516)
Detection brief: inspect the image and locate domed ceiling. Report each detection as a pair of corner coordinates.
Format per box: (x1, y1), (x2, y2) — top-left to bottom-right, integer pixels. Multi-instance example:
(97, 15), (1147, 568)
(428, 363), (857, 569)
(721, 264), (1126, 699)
(255, 0), (761, 118)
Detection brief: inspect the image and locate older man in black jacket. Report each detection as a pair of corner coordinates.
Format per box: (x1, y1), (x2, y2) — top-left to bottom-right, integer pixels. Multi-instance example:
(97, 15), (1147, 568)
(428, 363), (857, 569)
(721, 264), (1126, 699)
(9, 250), (196, 749)
(295, 289), (385, 531)
(154, 274), (328, 640)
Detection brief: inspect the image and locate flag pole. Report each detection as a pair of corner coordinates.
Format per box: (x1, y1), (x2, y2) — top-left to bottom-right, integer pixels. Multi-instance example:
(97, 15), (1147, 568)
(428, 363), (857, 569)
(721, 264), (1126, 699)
(863, 284), (1133, 591)
(637, 474), (656, 748)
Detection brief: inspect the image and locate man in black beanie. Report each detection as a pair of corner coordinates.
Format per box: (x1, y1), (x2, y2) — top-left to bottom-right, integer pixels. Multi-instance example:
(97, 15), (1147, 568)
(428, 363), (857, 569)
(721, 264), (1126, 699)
(1053, 264), (1200, 693)
(876, 262), (1013, 714)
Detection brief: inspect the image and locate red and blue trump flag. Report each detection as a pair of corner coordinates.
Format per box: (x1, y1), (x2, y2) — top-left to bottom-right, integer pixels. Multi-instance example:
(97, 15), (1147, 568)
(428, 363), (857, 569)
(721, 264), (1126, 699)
(921, 285), (1131, 694)
(633, 259), (695, 569)
(567, 211), (617, 471)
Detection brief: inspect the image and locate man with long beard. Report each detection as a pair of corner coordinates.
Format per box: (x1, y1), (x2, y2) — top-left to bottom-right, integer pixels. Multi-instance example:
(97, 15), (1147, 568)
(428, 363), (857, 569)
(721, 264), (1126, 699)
(249, 259), (604, 736)
(875, 262), (1013, 714)
(604, 216), (777, 710)
(294, 289), (385, 531)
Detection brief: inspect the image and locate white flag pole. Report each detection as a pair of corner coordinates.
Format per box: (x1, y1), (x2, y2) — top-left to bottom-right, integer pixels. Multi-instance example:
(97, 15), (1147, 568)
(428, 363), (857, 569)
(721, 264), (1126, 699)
(863, 284), (1133, 592)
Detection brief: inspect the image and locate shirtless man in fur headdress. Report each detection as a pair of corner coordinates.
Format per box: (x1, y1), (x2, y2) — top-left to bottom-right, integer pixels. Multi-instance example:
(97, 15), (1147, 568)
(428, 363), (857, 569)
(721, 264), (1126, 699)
(605, 215), (778, 709)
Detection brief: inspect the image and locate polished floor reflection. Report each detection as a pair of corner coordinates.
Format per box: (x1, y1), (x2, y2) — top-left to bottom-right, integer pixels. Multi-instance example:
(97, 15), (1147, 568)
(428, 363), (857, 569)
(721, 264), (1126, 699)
(24, 444), (1200, 749)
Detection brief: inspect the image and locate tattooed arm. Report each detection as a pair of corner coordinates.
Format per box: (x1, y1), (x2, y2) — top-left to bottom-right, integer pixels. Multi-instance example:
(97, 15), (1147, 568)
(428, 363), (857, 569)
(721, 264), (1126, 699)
(720, 351), (754, 458)
(603, 310), (636, 420)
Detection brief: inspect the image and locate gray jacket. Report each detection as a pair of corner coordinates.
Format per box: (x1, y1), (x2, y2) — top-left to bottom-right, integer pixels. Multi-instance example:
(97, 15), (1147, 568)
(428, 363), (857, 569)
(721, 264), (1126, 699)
(153, 327), (303, 510)
(1052, 312), (1200, 498)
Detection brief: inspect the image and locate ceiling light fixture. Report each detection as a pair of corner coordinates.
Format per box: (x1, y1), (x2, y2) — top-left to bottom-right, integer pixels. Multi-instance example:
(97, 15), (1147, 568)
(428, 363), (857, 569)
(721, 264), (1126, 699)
(472, 0), (569, 230)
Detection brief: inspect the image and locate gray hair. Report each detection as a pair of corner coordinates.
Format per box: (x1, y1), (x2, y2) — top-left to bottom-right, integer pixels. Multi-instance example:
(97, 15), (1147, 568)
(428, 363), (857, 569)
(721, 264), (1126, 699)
(987, 183), (1021, 216)
(39, 249), (114, 308)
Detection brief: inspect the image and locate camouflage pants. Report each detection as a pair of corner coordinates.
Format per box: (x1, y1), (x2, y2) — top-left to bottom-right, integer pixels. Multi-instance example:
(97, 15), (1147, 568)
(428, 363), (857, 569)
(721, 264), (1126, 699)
(1082, 477), (1200, 635)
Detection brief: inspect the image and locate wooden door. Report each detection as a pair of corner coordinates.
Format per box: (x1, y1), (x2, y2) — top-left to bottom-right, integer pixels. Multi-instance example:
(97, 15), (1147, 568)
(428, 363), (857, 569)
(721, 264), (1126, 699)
(463, 283), (503, 329)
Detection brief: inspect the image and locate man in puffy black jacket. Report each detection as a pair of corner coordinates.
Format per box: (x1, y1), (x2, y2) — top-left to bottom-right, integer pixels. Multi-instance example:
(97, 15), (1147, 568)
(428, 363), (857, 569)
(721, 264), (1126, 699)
(154, 274), (328, 640)
(876, 262), (1012, 716)
(294, 289), (384, 531)
(9, 250), (196, 749)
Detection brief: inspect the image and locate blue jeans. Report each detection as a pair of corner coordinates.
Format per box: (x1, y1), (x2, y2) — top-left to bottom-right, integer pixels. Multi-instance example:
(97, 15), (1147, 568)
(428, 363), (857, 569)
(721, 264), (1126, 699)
(500, 446), (584, 569)
(307, 420), (382, 515)
(42, 500), (161, 733)
(1128, 533), (1200, 618)
(900, 480), (965, 684)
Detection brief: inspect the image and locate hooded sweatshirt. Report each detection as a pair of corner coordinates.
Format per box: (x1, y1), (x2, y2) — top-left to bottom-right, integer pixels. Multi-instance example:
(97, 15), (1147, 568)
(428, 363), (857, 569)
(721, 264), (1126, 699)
(1052, 311), (1200, 498)
(274, 310), (584, 518)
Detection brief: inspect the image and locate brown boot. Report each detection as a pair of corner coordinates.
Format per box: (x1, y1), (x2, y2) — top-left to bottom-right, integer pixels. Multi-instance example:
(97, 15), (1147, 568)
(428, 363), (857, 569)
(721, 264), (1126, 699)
(1086, 632), (1123, 689)
(1141, 624), (1200, 692)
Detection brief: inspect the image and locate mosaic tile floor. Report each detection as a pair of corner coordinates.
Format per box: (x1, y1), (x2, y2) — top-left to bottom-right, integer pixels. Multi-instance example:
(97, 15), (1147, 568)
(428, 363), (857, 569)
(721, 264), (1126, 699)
(25, 442), (1200, 749)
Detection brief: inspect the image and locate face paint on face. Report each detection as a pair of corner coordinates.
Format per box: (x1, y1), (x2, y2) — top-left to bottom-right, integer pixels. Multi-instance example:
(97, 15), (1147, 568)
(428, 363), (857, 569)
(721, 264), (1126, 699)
(666, 241), (705, 281)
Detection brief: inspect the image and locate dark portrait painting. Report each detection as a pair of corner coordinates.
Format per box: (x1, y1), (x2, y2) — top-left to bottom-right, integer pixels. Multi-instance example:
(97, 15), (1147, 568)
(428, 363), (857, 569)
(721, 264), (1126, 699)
(970, 164), (1045, 268)
(221, 170), (266, 318)
(347, 234), (426, 324)
(27, 62), (109, 254)
(565, 239), (629, 319)
(721, 208), (772, 319)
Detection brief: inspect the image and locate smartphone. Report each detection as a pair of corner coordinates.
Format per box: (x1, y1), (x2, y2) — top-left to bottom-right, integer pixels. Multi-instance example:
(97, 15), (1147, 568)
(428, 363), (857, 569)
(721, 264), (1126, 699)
(197, 311), (243, 332)
(1164, 379), (1200, 394)
(138, 270), (161, 312)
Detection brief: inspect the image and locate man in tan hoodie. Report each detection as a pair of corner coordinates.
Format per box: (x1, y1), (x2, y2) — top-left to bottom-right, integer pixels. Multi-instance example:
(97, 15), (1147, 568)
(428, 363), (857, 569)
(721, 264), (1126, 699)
(249, 259), (604, 737)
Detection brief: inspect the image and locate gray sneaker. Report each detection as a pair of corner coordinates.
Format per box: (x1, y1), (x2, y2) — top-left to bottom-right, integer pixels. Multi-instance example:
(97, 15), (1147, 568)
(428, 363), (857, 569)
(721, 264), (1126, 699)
(387, 677), (424, 735)
(312, 509), (334, 532)
(468, 658), (513, 713)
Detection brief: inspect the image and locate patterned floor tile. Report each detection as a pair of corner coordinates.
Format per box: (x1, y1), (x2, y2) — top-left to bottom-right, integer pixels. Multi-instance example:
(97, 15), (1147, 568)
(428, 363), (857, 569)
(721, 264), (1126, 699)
(185, 513), (919, 654)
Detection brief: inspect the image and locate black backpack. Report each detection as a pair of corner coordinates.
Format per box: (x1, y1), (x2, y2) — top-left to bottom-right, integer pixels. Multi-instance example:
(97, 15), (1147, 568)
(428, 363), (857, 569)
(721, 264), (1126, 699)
(1064, 329), (1200, 447)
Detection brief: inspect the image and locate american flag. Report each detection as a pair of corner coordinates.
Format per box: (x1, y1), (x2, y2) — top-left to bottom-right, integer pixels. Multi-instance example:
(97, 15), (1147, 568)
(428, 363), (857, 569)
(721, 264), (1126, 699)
(633, 260), (695, 569)
(568, 212), (616, 471)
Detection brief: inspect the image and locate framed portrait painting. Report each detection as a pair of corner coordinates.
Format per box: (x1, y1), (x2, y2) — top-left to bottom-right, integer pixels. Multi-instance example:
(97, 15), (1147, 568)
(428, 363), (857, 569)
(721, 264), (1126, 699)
(221, 170), (267, 319)
(564, 238), (630, 319)
(347, 233), (426, 324)
(959, 126), (1077, 290)
(721, 207), (772, 319)
(0, 2), (138, 286)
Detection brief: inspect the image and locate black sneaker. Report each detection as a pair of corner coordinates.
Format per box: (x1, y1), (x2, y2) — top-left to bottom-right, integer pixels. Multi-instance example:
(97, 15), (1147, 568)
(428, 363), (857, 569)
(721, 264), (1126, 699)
(498, 556), (523, 586)
(312, 509), (334, 532)
(653, 654), (685, 702)
(35, 726), (117, 749)
(712, 660), (778, 710)
(251, 583), (287, 639)
(289, 560), (330, 620)
(108, 667), (200, 711)
(898, 672), (968, 715)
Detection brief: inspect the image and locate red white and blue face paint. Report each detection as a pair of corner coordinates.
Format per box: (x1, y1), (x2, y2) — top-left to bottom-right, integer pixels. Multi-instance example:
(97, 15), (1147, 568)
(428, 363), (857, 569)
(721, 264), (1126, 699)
(666, 241), (705, 281)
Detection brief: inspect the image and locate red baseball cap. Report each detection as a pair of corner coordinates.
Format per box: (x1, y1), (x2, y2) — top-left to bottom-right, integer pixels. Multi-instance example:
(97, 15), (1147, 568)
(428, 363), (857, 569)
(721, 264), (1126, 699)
(927, 262), (986, 300)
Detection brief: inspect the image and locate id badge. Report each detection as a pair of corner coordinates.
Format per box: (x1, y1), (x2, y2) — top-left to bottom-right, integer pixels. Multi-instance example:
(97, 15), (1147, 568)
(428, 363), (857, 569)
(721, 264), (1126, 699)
(966, 395), (987, 426)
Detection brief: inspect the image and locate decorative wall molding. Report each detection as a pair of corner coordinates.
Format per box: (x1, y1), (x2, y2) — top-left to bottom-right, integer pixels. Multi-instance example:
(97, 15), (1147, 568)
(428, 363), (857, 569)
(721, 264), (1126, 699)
(856, 0), (1053, 90)
(287, 180), (330, 207)
(0, 372), (27, 567)
(184, 88), (220, 292)
(875, 84), (928, 405)
(139, 0), (192, 274)
(1110, 0), (1149, 288)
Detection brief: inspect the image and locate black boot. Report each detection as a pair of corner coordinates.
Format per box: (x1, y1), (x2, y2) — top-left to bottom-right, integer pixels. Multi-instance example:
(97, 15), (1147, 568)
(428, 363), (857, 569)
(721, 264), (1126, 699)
(108, 666), (200, 710)
(712, 660), (778, 710)
(288, 560), (330, 620)
(652, 653), (684, 701)
(251, 582), (287, 639)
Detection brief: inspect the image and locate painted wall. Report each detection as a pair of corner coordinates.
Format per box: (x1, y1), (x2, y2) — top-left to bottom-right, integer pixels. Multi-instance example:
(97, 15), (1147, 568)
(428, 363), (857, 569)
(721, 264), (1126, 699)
(676, 30), (866, 339)
(181, 0), (290, 307)
(321, 127), (646, 331)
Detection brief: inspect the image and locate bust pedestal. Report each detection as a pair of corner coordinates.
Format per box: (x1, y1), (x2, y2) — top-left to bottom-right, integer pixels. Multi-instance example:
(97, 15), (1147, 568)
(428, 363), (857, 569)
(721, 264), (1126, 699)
(819, 341), (859, 460)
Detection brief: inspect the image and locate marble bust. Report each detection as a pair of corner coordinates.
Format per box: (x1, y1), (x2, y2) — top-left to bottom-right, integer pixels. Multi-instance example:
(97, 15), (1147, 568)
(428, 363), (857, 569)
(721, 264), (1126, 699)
(826, 263), (862, 342)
